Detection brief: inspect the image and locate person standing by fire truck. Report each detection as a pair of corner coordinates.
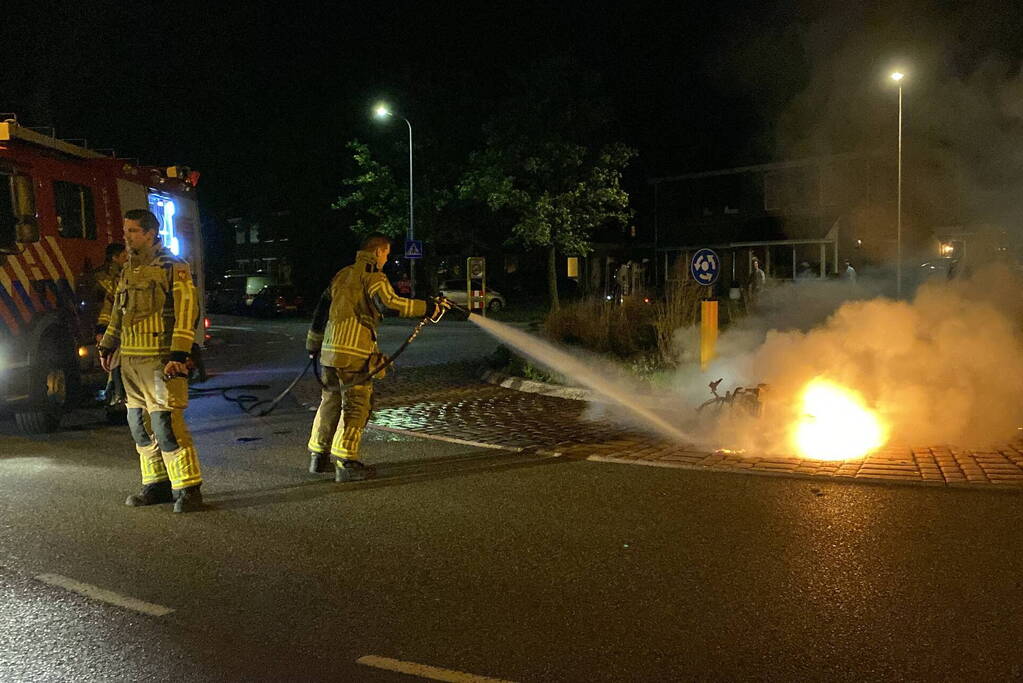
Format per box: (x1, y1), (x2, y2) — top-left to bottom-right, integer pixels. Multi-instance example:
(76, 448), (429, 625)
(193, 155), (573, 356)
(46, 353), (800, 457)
(98, 209), (204, 513)
(93, 243), (128, 406)
(305, 233), (450, 481)
(94, 242), (128, 338)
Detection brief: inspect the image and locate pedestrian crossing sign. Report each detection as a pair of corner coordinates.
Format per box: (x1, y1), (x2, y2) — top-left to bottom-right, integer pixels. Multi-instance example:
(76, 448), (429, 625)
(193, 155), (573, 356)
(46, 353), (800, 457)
(405, 239), (423, 259)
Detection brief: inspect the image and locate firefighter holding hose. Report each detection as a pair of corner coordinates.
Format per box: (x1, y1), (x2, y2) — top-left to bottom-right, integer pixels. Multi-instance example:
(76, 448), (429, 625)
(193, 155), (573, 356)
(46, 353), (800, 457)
(306, 233), (451, 481)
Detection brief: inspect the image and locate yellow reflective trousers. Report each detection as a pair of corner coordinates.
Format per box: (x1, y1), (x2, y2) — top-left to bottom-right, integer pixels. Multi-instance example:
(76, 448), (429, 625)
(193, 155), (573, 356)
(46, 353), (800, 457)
(121, 355), (202, 490)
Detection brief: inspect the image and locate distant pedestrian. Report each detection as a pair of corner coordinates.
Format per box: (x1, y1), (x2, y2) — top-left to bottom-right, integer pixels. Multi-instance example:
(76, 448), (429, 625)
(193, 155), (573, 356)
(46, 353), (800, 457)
(394, 272), (412, 297)
(748, 257), (766, 308)
(844, 260), (857, 282)
(614, 261), (631, 303)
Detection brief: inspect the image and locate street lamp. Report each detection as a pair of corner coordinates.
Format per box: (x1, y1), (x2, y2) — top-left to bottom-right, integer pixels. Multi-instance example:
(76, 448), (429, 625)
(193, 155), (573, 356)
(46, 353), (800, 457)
(890, 71), (904, 297)
(373, 101), (416, 296)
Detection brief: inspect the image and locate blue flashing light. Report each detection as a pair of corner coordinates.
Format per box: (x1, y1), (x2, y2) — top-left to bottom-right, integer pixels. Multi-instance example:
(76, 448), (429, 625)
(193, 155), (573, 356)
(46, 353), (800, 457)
(148, 194), (180, 256)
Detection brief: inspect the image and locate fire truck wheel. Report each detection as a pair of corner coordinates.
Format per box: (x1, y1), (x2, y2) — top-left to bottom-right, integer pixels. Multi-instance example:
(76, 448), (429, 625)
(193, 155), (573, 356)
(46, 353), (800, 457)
(14, 332), (78, 434)
(487, 299), (504, 312)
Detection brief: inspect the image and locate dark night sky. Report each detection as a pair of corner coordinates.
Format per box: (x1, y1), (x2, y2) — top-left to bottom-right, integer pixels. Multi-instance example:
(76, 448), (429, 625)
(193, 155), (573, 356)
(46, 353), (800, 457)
(3, 1), (1022, 228)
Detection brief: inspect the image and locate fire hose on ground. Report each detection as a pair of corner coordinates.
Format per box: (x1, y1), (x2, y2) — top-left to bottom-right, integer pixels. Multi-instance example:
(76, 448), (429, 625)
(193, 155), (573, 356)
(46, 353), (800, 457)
(191, 297), (466, 417)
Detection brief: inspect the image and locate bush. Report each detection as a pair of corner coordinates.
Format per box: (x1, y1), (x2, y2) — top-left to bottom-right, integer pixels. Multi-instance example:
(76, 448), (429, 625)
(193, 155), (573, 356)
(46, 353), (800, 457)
(653, 274), (703, 366)
(543, 296), (659, 358)
(490, 255), (744, 383)
(485, 344), (562, 383)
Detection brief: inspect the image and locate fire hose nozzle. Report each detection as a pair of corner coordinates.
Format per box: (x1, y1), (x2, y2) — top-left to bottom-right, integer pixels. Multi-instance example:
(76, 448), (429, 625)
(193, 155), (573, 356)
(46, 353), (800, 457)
(428, 296), (458, 323)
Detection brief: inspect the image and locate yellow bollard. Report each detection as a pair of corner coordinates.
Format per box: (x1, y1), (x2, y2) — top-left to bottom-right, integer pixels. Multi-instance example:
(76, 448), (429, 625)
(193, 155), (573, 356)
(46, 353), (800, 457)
(700, 299), (718, 371)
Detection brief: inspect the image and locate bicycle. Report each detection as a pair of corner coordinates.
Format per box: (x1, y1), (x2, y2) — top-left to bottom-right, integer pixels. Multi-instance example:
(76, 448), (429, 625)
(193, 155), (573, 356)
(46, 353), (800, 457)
(696, 378), (768, 418)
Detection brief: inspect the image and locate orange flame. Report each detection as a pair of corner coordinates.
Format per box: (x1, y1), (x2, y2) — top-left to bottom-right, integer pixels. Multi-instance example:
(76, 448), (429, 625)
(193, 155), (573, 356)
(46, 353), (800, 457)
(793, 378), (888, 461)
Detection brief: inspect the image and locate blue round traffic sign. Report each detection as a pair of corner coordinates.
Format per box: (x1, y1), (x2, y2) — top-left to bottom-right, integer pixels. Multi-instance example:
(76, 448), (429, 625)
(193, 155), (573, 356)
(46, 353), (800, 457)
(690, 248), (720, 286)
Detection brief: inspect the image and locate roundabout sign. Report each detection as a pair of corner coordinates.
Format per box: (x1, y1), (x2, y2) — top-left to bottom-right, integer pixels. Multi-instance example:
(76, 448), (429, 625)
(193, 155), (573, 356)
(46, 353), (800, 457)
(690, 248), (720, 286)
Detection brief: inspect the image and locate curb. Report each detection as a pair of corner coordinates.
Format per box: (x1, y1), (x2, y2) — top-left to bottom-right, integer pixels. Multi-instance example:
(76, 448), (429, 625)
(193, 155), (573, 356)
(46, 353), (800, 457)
(479, 368), (596, 402)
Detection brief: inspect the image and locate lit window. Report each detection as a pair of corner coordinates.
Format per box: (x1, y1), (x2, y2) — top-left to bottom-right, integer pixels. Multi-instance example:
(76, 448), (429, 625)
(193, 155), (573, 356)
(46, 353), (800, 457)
(566, 256), (579, 278)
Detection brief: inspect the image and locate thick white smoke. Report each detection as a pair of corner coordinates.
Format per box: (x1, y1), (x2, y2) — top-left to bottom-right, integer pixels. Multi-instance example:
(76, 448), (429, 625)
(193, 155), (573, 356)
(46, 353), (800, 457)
(679, 265), (1023, 452)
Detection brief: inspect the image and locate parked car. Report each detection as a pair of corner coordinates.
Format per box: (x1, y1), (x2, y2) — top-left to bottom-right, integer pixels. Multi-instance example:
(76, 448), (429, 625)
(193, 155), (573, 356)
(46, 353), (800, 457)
(250, 284), (305, 317)
(438, 279), (506, 312)
(206, 274), (276, 313)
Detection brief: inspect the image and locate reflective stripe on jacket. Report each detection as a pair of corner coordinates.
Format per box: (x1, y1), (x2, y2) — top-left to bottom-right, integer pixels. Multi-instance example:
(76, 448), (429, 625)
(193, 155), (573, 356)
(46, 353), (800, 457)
(100, 243), (198, 361)
(307, 250), (427, 369)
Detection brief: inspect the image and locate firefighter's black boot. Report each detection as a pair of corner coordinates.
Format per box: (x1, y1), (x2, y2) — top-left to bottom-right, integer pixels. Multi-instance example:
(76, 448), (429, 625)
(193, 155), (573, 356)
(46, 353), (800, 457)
(335, 458), (376, 482)
(172, 484), (205, 513)
(125, 480), (174, 507)
(309, 451), (331, 474)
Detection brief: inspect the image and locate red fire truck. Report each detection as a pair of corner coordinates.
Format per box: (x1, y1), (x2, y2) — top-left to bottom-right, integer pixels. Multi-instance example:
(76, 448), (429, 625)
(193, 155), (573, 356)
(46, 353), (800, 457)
(0, 118), (205, 432)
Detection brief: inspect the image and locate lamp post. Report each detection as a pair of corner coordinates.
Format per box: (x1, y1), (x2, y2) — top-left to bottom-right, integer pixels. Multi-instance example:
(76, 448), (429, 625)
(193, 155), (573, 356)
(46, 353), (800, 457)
(890, 71), (904, 297)
(373, 103), (415, 296)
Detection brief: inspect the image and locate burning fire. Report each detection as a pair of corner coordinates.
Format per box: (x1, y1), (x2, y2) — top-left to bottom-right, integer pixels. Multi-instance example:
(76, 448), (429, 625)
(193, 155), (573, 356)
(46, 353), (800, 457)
(793, 378), (888, 461)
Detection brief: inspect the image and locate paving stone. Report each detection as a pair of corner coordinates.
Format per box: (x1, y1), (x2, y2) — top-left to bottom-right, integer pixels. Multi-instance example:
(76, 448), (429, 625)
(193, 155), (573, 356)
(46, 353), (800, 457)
(753, 463), (799, 471)
(857, 468), (921, 476)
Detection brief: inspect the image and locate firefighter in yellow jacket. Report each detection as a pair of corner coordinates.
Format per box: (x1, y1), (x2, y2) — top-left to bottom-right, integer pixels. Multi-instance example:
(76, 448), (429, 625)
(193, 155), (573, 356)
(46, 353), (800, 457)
(98, 209), (204, 513)
(92, 242), (128, 406)
(306, 233), (450, 481)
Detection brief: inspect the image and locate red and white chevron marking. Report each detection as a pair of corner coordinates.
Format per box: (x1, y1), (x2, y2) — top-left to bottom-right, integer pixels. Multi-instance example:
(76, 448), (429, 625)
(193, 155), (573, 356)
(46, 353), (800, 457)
(0, 236), (79, 336)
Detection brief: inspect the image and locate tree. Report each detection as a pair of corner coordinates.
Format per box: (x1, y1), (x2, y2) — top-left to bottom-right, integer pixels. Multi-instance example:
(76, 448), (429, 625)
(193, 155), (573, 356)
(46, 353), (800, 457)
(458, 58), (636, 310)
(332, 140), (410, 239)
(333, 137), (497, 294)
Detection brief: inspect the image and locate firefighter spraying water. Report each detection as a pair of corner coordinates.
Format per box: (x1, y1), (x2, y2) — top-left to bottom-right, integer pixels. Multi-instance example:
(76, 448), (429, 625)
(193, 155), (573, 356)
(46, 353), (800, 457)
(304, 233), (453, 482)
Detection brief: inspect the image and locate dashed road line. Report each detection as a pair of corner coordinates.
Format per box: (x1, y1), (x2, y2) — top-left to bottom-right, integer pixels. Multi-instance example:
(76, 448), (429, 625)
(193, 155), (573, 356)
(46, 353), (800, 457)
(34, 573), (174, 617)
(356, 655), (515, 682)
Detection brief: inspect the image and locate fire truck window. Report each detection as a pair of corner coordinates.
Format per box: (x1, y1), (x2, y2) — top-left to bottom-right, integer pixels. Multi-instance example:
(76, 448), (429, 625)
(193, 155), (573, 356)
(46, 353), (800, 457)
(0, 173), (40, 248)
(0, 175), (15, 246)
(53, 180), (97, 239)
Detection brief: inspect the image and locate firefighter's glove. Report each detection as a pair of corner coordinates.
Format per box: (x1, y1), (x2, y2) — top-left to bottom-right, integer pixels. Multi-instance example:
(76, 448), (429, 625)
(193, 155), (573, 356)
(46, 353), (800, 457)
(163, 360), (189, 381)
(98, 346), (114, 373)
(427, 297), (453, 322)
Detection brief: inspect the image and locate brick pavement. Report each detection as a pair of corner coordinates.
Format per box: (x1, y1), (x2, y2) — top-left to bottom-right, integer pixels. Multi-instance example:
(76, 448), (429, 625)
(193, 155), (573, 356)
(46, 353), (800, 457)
(294, 362), (1023, 489)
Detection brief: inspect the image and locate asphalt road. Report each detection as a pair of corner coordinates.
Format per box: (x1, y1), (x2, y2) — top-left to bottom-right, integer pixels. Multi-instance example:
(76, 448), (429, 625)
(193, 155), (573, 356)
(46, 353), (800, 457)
(2, 316), (1023, 681)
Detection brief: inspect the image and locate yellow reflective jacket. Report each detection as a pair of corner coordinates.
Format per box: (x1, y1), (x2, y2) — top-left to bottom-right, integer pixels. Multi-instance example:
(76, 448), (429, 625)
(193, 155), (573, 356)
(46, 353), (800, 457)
(92, 260), (122, 334)
(307, 250), (427, 369)
(99, 243), (198, 361)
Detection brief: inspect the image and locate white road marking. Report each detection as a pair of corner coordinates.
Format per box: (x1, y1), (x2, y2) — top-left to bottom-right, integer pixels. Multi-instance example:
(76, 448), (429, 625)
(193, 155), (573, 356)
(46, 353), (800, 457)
(357, 655), (515, 682)
(207, 325), (256, 331)
(34, 573), (174, 617)
(367, 423), (525, 452)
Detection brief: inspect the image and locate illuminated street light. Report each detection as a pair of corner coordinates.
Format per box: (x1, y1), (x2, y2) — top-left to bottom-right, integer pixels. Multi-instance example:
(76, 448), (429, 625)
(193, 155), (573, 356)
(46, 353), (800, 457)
(890, 71), (905, 297)
(372, 101), (416, 296)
